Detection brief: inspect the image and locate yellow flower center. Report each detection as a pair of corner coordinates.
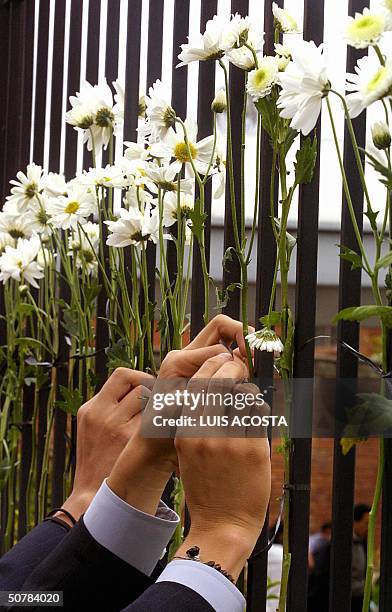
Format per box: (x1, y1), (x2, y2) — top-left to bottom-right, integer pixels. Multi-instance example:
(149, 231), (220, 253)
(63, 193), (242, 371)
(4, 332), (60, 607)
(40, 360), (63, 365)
(254, 68), (268, 87)
(367, 66), (389, 93)
(347, 14), (384, 42)
(65, 201), (80, 214)
(174, 141), (197, 163)
(25, 182), (38, 198)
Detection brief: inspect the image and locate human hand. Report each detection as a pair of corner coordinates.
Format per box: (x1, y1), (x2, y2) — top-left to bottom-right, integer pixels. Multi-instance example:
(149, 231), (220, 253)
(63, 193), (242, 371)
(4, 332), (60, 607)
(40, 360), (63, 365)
(60, 368), (154, 524)
(174, 355), (270, 581)
(185, 314), (255, 358)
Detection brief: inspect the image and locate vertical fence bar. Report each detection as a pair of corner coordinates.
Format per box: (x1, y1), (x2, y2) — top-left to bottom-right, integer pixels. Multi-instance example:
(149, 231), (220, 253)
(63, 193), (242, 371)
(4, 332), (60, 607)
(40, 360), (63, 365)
(190, 0), (217, 338)
(380, 440), (392, 610)
(222, 0), (248, 320)
(31, 0), (50, 166)
(64, 0), (83, 180)
(288, 2), (325, 610)
(123, 0), (142, 143)
(329, 1), (368, 610)
(0, 1), (11, 204)
(48, 1), (67, 173)
(246, 0), (281, 607)
(144, 0), (164, 350)
(83, 0), (101, 170)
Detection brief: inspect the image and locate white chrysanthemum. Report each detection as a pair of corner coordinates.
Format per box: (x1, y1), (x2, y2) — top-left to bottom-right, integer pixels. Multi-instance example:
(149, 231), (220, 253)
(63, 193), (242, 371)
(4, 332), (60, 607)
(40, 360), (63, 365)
(36, 247), (54, 269)
(123, 141), (150, 162)
(47, 185), (96, 230)
(0, 235), (44, 288)
(145, 80), (176, 141)
(66, 79), (123, 151)
(105, 205), (159, 248)
(247, 56), (280, 100)
(225, 27), (264, 71)
(346, 54), (392, 118)
(272, 3), (301, 34)
(220, 13), (251, 51)
(78, 165), (125, 189)
(162, 192), (195, 227)
(177, 14), (228, 66)
(0, 232), (15, 252)
(159, 118), (215, 176)
(23, 198), (53, 239)
(277, 40), (329, 135)
(42, 172), (68, 198)
(144, 162), (194, 195)
(68, 221), (100, 274)
(346, 8), (391, 49)
(0, 211), (36, 241)
(6, 163), (44, 211)
(246, 328), (284, 354)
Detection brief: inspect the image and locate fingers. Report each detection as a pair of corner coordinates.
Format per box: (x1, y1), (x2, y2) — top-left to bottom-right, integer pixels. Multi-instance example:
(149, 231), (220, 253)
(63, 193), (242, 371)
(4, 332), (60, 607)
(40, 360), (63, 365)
(160, 344), (227, 378)
(191, 352), (233, 379)
(185, 314), (255, 358)
(117, 385), (152, 421)
(99, 368), (155, 403)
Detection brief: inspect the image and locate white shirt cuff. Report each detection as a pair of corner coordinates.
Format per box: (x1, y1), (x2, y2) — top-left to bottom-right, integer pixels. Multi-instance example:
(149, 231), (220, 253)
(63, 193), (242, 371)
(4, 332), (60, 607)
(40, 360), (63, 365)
(84, 479), (179, 576)
(157, 559), (245, 612)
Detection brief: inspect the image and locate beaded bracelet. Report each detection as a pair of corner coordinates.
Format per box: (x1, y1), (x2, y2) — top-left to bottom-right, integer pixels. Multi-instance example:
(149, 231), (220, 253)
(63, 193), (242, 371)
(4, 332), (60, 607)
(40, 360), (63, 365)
(173, 546), (235, 584)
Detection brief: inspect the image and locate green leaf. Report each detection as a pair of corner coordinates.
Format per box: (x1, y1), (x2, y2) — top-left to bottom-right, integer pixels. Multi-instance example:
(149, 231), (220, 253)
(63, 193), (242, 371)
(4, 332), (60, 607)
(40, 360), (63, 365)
(294, 135), (317, 185)
(280, 127), (298, 157)
(361, 148), (392, 189)
(375, 250), (392, 271)
(62, 308), (80, 337)
(255, 96), (279, 140)
(333, 305), (392, 325)
(260, 311), (281, 327)
(343, 393), (392, 438)
(364, 208), (379, 233)
(16, 303), (35, 317)
(105, 338), (133, 369)
(188, 202), (206, 244)
(215, 283), (241, 309)
(84, 282), (102, 306)
(222, 247), (239, 272)
(337, 244), (363, 271)
(56, 385), (83, 416)
(278, 308), (294, 374)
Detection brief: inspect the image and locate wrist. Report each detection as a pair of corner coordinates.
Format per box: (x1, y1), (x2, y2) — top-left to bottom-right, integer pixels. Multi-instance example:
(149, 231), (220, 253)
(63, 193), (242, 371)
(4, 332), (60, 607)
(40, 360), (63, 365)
(56, 490), (95, 526)
(175, 524), (258, 582)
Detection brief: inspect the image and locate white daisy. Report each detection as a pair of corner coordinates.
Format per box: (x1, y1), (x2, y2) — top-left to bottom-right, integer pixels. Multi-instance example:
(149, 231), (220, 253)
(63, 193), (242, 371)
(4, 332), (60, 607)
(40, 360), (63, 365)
(0, 234), (44, 288)
(275, 43), (292, 71)
(177, 14), (228, 66)
(211, 89), (227, 114)
(0, 211), (36, 241)
(247, 56), (280, 100)
(162, 192), (195, 227)
(144, 162), (194, 195)
(277, 40), (330, 135)
(159, 118), (215, 175)
(272, 3), (301, 34)
(346, 8), (391, 49)
(105, 205), (159, 248)
(0, 232), (15, 253)
(145, 80), (176, 141)
(42, 172), (68, 198)
(78, 165), (126, 189)
(371, 120), (391, 150)
(68, 221), (100, 274)
(6, 163), (44, 212)
(246, 328), (284, 354)
(226, 30), (264, 71)
(346, 54), (392, 118)
(220, 13), (251, 52)
(47, 185), (96, 230)
(36, 247), (54, 269)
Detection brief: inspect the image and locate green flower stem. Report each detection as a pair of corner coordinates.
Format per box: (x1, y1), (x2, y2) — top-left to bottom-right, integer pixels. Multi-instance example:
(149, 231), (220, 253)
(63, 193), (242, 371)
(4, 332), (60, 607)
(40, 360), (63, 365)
(374, 44), (385, 67)
(240, 77), (248, 244)
(243, 42), (259, 69)
(89, 128), (97, 168)
(326, 98), (372, 277)
(140, 245), (156, 374)
(278, 437), (292, 612)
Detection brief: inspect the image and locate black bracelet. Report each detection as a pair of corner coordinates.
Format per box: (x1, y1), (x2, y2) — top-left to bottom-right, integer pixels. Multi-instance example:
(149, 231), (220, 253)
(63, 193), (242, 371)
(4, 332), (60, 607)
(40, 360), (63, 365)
(45, 508), (77, 525)
(173, 546), (235, 584)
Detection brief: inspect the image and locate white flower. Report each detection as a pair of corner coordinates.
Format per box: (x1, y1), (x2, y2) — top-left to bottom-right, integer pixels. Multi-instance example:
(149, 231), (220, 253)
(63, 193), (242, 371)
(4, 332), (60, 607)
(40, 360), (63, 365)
(6, 163), (44, 211)
(0, 211), (36, 240)
(277, 40), (329, 135)
(47, 185), (96, 230)
(145, 80), (176, 141)
(272, 3), (301, 34)
(211, 89), (227, 114)
(177, 14), (228, 66)
(123, 141), (150, 162)
(66, 79), (123, 151)
(78, 165), (125, 188)
(68, 221), (100, 274)
(346, 54), (392, 118)
(36, 247), (53, 268)
(0, 232), (15, 252)
(42, 172), (68, 198)
(220, 13), (251, 52)
(160, 118), (215, 175)
(226, 29), (264, 70)
(144, 162), (194, 195)
(247, 56), (280, 100)
(0, 235), (44, 288)
(372, 121), (391, 150)
(105, 205), (159, 247)
(162, 192), (195, 227)
(23, 198), (53, 239)
(346, 8), (391, 49)
(245, 328), (284, 353)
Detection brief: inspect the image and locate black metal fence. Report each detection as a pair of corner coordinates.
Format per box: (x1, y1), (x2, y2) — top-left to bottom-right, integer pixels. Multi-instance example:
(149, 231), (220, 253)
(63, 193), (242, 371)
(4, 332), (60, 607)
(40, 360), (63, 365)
(1, 0), (391, 610)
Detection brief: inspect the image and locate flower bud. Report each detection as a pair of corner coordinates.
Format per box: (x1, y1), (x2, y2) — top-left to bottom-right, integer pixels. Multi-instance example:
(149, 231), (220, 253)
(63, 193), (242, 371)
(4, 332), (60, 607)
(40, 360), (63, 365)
(372, 121), (391, 150)
(211, 89), (227, 114)
(138, 96), (146, 118)
(19, 284), (28, 297)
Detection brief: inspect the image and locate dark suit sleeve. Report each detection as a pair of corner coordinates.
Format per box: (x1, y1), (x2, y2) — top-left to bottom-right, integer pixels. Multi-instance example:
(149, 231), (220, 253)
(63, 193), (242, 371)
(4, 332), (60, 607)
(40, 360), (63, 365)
(19, 517), (152, 612)
(0, 519), (70, 590)
(122, 582), (215, 612)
